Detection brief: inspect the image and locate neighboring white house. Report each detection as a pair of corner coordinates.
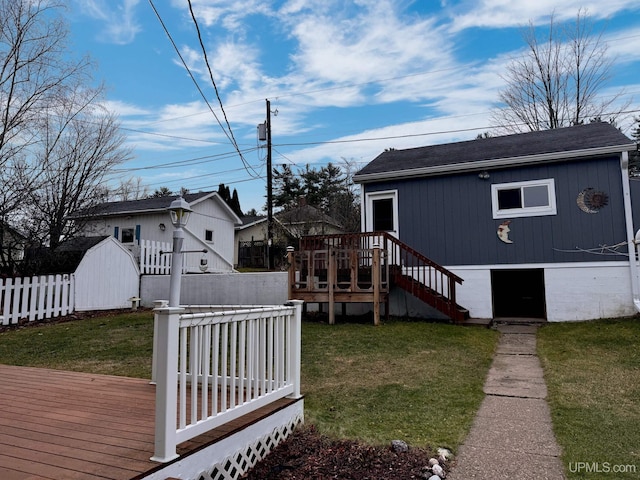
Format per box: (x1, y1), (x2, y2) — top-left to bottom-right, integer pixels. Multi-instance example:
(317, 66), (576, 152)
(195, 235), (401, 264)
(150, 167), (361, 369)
(73, 192), (242, 273)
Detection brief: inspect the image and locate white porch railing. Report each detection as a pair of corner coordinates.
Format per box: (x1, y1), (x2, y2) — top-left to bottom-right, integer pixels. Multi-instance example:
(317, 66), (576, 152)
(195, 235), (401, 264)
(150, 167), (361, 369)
(1, 274), (74, 326)
(151, 300), (304, 463)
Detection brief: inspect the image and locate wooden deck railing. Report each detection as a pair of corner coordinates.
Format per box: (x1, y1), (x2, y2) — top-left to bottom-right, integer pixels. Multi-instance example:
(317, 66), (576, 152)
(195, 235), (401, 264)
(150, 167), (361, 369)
(298, 232), (466, 321)
(151, 301), (303, 462)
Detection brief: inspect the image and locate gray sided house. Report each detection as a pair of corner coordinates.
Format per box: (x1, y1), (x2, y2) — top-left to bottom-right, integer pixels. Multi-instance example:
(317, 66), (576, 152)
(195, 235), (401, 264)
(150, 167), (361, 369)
(354, 122), (639, 322)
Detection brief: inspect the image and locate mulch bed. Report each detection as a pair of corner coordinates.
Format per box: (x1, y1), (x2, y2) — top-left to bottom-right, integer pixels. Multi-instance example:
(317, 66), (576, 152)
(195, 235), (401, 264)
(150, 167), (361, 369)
(243, 425), (441, 480)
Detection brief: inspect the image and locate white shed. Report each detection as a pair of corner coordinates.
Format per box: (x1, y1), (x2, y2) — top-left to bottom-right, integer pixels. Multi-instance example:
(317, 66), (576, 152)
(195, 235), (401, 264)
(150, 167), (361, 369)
(59, 236), (140, 311)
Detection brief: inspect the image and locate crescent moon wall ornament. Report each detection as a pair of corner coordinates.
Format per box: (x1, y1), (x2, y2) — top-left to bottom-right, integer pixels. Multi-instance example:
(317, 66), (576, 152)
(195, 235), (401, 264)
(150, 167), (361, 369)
(577, 188), (609, 214)
(497, 220), (513, 244)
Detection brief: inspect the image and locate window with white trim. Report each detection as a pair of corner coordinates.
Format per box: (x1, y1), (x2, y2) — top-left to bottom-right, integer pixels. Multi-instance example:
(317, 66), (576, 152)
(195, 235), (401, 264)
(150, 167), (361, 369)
(491, 179), (557, 219)
(205, 229), (214, 242)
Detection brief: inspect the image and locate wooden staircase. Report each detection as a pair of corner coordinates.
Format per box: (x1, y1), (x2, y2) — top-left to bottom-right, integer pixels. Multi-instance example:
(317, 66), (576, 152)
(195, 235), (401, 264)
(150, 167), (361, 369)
(291, 232), (468, 323)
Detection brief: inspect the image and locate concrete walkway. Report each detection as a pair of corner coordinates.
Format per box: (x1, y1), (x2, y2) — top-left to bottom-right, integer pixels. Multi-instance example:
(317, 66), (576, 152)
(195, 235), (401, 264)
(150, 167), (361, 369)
(448, 324), (566, 480)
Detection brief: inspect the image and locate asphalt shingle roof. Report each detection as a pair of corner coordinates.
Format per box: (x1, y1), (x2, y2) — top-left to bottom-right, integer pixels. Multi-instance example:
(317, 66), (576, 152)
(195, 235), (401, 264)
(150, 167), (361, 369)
(355, 122), (634, 181)
(73, 192), (214, 218)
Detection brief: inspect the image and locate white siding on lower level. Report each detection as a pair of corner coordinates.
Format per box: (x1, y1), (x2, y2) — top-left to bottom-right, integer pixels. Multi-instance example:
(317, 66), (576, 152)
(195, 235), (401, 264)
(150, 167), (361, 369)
(449, 262), (637, 322)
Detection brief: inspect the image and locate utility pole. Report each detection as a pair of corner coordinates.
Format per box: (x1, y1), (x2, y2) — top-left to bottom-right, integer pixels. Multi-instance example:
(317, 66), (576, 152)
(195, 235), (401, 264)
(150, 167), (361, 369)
(266, 99), (273, 270)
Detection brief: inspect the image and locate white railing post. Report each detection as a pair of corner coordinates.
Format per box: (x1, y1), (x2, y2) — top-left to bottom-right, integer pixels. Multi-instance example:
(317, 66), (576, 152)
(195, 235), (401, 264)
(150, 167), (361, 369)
(286, 300), (304, 399)
(151, 305), (183, 463)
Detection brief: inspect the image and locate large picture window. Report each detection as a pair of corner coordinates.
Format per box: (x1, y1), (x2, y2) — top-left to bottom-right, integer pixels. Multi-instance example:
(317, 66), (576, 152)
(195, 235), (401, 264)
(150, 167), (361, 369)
(491, 179), (557, 219)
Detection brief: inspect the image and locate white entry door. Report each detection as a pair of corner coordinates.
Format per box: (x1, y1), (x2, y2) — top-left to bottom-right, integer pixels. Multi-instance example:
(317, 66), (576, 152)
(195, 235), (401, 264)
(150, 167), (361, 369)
(365, 190), (398, 237)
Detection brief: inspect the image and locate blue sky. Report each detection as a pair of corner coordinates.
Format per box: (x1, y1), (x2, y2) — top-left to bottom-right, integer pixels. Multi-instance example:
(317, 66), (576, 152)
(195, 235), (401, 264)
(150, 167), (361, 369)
(67, 0), (640, 212)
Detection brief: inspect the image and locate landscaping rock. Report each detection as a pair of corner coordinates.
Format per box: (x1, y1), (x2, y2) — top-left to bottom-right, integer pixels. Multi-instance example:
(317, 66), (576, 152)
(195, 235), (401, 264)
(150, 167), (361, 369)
(391, 439), (409, 453)
(437, 447), (452, 461)
(432, 464), (445, 477)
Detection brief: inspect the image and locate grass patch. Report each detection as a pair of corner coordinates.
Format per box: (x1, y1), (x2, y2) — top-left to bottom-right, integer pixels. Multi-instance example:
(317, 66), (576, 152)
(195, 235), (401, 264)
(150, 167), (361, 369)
(0, 312), (154, 378)
(301, 320), (498, 449)
(538, 318), (640, 479)
(0, 313), (499, 452)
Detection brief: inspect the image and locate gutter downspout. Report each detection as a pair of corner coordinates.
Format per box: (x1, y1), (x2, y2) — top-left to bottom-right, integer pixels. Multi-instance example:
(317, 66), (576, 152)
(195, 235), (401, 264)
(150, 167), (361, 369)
(620, 151), (640, 312)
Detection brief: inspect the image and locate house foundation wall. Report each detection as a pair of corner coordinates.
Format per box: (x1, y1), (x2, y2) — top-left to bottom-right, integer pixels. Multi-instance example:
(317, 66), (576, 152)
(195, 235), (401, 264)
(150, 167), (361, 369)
(450, 262), (637, 322)
(140, 272), (289, 307)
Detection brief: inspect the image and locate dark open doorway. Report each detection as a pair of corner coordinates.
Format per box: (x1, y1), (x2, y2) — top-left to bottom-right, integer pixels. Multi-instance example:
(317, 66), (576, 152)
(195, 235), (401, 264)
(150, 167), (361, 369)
(491, 269), (546, 319)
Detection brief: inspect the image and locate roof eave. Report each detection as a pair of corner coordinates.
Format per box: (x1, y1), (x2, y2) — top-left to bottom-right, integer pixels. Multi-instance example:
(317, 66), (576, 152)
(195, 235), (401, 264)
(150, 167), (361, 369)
(354, 143), (636, 184)
(72, 207), (169, 219)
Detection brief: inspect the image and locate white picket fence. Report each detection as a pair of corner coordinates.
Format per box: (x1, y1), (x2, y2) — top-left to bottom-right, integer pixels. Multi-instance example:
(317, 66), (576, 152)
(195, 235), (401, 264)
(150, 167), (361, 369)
(140, 239), (172, 274)
(0, 274), (74, 326)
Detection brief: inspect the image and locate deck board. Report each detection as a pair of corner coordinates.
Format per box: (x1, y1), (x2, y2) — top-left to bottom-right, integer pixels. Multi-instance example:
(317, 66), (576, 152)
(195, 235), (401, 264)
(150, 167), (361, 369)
(0, 364), (296, 480)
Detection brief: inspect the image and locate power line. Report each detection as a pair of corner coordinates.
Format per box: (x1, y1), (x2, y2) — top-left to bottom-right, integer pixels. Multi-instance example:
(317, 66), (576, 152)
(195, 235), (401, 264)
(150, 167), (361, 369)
(112, 147), (260, 173)
(119, 126), (224, 145)
(148, 0), (259, 177)
(185, 0), (260, 179)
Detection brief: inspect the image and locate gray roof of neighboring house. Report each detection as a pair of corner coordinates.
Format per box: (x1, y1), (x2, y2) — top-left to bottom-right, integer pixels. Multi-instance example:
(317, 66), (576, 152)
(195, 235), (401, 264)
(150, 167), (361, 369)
(72, 192), (214, 217)
(236, 206), (343, 231)
(276, 204), (342, 228)
(238, 215), (266, 229)
(70, 191), (242, 225)
(354, 122), (636, 183)
(56, 235), (110, 252)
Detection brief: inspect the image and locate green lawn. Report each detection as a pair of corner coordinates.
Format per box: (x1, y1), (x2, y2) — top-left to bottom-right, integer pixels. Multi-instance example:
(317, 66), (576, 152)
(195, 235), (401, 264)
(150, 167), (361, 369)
(0, 313), (498, 452)
(538, 318), (640, 480)
(0, 312), (154, 378)
(301, 321), (498, 448)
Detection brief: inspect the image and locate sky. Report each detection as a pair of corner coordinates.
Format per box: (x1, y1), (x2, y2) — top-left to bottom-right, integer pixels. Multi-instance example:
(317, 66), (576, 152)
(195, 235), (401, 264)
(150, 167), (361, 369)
(65, 0), (640, 213)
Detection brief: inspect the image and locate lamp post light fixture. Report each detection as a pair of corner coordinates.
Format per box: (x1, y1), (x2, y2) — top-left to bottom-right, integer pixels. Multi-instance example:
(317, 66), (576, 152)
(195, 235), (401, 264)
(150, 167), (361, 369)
(168, 196), (192, 307)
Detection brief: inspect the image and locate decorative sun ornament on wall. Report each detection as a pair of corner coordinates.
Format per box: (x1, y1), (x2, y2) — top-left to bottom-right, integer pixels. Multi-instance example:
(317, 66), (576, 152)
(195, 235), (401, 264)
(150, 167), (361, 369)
(577, 188), (609, 214)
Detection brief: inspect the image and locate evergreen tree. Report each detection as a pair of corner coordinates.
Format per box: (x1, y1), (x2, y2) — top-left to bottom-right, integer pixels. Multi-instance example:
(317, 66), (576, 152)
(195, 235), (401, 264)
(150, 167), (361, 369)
(273, 165), (302, 209)
(217, 183), (243, 217)
(230, 189), (242, 217)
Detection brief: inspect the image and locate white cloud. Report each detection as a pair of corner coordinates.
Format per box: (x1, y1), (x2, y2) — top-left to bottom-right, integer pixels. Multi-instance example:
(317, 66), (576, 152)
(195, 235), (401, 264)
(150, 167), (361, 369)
(283, 112), (495, 168)
(101, 100), (152, 117)
(286, 1), (451, 89)
(170, 0), (273, 32)
(117, 101), (231, 152)
(447, 0), (640, 32)
(75, 0), (141, 44)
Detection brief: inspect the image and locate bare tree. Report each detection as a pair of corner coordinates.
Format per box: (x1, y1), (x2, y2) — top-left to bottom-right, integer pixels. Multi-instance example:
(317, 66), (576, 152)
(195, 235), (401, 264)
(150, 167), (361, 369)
(0, 0), (90, 165)
(492, 9), (626, 132)
(0, 0), (96, 245)
(24, 87), (130, 249)
(114, 176), (150, 201)
(0, 0), (130, 258)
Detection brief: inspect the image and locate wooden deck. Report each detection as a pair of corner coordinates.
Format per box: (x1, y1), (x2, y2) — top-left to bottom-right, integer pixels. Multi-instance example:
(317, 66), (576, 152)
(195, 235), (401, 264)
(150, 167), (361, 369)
(0, 364), (297, 480)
